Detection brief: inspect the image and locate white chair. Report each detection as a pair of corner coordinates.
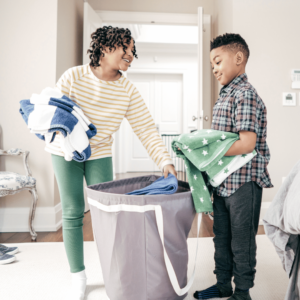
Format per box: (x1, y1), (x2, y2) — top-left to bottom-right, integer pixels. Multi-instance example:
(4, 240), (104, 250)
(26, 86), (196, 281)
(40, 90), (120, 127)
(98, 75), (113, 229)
(0, 148), (38, 241)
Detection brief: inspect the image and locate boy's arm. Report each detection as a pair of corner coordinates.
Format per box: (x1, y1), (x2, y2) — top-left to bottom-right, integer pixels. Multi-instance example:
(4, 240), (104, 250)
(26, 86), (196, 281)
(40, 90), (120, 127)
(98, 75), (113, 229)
(225, 89), (259, 157)
(224, 131), (257, 156)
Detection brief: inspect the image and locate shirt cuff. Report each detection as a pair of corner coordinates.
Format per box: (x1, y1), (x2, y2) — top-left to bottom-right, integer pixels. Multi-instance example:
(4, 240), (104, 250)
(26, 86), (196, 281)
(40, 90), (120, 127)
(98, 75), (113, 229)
(160, 159), (174, 172)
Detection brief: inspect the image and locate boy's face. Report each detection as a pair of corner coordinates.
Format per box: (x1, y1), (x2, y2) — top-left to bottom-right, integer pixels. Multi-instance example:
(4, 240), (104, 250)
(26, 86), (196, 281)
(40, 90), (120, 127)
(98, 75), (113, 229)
(210, 46), (241, 86)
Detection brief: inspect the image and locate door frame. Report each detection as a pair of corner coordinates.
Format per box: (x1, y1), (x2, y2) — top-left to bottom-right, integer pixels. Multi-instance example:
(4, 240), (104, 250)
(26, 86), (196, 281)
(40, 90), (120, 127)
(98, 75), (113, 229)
(97, 10), (198, 26)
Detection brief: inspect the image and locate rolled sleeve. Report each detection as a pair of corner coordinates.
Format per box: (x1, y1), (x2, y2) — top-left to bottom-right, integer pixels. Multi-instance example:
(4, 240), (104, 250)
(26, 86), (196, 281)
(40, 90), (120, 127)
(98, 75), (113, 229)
(235, 90), (259, 134)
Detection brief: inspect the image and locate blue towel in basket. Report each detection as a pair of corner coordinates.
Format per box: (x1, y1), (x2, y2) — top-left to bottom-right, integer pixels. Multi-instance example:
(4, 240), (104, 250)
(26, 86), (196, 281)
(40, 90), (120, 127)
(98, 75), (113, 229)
(126, 174), (178, 195)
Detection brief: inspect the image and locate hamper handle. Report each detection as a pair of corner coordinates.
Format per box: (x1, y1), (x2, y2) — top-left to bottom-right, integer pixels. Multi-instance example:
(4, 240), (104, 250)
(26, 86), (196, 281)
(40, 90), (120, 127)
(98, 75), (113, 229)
(87, 198), (201, 296)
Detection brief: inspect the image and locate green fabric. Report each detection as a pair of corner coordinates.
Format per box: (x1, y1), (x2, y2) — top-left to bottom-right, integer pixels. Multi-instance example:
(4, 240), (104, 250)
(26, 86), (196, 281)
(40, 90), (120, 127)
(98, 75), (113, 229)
(51, 154), (113, 273)
(172, 129), (256, 214)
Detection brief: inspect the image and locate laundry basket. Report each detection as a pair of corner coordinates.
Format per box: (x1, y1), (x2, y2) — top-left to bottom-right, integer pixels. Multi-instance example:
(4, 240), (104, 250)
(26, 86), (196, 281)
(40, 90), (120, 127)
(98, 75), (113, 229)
(86, 175), (201, 300)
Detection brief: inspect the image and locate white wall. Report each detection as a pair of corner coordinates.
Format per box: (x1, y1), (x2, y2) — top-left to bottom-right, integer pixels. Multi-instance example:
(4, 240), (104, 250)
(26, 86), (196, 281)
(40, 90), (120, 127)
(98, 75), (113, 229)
(0, 0), (83, 232)
(231, 0), (300, 203)
(56, 0), (84, 82)
(0, 1), (58, 212)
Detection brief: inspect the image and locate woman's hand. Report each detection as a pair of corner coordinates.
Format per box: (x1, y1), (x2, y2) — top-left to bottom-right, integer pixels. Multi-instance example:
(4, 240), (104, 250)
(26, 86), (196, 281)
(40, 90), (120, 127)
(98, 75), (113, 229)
(163, 164), (177, 178)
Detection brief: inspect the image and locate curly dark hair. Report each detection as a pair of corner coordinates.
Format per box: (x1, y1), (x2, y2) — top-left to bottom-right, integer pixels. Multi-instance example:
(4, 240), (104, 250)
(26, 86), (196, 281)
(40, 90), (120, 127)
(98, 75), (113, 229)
(87, 26), (138, 68)
(210, 33), (250, 61)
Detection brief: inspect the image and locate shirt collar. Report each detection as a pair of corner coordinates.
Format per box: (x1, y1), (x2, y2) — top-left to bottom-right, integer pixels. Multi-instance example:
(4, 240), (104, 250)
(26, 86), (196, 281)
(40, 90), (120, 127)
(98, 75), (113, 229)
(219, 73), (248, 95)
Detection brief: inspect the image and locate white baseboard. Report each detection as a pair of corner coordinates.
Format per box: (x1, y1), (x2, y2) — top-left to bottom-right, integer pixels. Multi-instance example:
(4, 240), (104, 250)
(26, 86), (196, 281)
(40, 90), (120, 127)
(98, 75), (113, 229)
(0, 203), (62, 232)
(259, 201), (271, 225)
(0, 200), (270, 232)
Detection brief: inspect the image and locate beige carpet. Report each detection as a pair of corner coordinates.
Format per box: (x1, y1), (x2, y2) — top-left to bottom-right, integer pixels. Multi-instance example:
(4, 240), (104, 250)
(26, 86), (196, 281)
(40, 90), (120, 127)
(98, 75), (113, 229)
(0, 235), (289, 300)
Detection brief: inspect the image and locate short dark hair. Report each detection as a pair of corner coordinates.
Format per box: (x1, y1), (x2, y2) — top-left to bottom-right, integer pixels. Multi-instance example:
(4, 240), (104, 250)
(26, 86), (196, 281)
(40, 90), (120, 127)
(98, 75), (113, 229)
(210, 33), (250, 61)
(87, 26), (138, 68)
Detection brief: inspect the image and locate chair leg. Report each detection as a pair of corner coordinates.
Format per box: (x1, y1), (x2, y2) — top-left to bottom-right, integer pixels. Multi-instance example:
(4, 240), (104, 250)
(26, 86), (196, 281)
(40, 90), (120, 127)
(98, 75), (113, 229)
(28, 187), (38, 241)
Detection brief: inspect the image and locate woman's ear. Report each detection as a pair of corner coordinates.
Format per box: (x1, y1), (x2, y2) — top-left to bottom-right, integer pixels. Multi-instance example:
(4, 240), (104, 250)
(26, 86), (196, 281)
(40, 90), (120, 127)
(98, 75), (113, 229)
(102, 46), (108, 54)
(236, 51), (244, 66)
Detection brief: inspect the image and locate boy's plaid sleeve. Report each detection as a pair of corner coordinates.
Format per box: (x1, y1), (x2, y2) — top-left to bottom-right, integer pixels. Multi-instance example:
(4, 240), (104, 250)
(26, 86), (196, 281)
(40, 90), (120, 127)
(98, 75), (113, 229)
(235, 90), (259, 134)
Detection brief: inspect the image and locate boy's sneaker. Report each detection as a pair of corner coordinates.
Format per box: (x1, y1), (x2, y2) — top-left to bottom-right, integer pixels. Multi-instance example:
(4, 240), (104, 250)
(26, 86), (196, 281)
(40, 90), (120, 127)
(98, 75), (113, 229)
(0, 250), (16, 265)
(228, 289), (252, 300)
(194, 281), (233, 299)
(0, 244), (19, 255)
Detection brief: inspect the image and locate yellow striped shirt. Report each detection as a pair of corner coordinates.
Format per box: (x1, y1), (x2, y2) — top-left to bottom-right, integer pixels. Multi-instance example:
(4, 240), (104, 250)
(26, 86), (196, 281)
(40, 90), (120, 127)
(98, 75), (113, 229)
(45, 64), (173, 170)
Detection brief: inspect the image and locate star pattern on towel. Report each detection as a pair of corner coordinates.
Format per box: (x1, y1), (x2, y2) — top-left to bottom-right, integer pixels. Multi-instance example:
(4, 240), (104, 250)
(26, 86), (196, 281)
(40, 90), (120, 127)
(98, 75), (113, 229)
(188, 149), (192, 153)
(224, 168), (229, 174)
(193, 131), (199, 135)
(194, 174), (197, 180)
(190, 186), (194, 192)
(200, 197), (204, 203)
(203, 186), (207, 191)
(202, 150), (208, 156)
(183, 144), (189, 149)
(202, 138), (208, 145)
(216, 140), (221, 142)
(185, 165), (188, 169)
(218, 160), (223, 165)
(221, 134), (226, 140)
(206, 130), (212, 134)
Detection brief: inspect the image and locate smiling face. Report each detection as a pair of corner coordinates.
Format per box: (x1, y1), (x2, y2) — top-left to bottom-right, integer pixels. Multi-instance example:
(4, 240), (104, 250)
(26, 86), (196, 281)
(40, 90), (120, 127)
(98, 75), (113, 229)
(101, 38), (135, 72)
(210, 46), (245, 86)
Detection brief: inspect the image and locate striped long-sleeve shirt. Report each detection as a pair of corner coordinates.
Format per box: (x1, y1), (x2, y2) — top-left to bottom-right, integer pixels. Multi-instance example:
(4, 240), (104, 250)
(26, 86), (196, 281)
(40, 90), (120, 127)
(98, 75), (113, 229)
(45, 64), (173, 170)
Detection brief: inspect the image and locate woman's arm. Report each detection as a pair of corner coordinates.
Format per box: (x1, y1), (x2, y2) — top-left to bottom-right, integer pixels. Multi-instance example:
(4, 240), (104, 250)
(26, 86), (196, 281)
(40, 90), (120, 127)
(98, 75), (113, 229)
(125, 86), (177, 178)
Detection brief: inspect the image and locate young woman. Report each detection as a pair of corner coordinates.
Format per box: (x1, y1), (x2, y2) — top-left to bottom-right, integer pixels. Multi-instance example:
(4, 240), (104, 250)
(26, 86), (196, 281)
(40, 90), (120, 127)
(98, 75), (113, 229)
(48, 26), (177, 299)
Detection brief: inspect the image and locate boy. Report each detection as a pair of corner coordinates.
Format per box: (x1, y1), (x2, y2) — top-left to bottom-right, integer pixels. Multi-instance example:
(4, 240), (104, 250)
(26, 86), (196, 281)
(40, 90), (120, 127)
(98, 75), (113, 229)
(194, 33), (273, 300)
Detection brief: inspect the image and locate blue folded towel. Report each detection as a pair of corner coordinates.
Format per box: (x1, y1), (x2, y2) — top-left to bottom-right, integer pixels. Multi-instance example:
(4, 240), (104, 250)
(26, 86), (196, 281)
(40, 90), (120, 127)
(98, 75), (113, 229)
(126, 174), (178, 195)
(19, 87), (97, 162)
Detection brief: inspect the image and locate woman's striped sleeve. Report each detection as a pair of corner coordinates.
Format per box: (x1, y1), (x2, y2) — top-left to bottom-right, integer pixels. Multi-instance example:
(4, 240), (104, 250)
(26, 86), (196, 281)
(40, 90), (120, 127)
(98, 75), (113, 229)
(125, 86), (173, 170)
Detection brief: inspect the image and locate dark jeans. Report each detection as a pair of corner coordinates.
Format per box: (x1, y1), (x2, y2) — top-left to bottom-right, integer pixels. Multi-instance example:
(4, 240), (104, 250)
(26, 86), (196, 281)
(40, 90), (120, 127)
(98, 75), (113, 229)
(213, 181), (263, 290)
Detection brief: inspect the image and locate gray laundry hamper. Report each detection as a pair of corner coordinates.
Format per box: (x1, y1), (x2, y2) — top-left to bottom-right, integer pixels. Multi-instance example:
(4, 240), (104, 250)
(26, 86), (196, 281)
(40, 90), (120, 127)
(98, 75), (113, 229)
(86, 175), (202, 300)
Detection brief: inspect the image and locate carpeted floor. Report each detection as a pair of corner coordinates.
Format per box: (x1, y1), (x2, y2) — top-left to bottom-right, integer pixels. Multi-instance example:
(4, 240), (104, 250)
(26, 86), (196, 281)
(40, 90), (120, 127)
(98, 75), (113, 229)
(0, 235), (289, 300)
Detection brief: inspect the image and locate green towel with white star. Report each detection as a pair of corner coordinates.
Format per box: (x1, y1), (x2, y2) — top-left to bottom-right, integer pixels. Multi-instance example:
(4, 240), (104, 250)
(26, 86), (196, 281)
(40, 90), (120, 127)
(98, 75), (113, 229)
(172, 129), (257, 214)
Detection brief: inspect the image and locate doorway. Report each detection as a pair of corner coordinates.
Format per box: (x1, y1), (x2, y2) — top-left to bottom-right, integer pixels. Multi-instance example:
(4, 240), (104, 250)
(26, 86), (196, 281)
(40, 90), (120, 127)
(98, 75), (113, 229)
(82, 4), (212, 210)
(123, 73), (183, 172)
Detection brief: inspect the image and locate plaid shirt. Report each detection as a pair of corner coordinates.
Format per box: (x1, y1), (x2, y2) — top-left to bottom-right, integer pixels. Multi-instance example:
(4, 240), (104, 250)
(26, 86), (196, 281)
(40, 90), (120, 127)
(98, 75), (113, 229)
(211, 73), (273, 197)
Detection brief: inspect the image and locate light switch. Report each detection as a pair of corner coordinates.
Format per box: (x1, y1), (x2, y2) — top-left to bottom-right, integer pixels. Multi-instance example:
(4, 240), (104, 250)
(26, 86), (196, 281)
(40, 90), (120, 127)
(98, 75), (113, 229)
(291, 69), (300, 89)
(282, 92), (296, 106)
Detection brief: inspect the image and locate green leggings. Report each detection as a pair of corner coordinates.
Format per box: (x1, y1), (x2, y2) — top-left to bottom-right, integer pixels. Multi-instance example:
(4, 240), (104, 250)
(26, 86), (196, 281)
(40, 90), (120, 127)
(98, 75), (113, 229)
(51, 154), (113, 273)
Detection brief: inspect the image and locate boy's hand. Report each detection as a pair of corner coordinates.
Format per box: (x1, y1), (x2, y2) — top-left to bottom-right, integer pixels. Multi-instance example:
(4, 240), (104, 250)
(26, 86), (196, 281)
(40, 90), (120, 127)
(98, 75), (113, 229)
(177, 147), (181, 151)
(163, 164), (177, 178)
